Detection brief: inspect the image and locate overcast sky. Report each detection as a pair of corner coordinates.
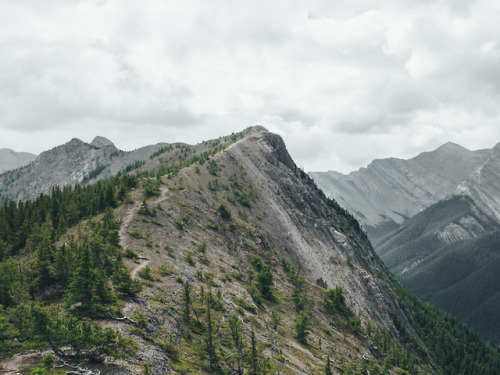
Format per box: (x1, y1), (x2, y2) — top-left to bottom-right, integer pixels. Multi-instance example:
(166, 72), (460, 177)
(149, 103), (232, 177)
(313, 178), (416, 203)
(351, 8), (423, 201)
(1, 0), (500, 173)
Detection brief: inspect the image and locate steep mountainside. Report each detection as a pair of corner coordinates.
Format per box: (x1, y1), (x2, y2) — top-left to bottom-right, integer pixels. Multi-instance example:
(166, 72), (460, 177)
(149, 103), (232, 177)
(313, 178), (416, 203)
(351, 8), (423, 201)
(377, 195), (500, 344)
(309, 143), (491, 241)
(0, 148), (36, 174)
(0, 133), (238, 205)
(1, 128), (500, 374)
(456, 143), (500, 222)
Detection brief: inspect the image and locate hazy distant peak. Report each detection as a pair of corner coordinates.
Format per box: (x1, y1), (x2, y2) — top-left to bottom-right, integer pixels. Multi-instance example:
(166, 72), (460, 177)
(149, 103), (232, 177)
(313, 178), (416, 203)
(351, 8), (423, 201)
(0, 148), (15, 155)
(435, 141), (469, 154)
(90, 136), (115, 149)
(0, 148), (37, 174)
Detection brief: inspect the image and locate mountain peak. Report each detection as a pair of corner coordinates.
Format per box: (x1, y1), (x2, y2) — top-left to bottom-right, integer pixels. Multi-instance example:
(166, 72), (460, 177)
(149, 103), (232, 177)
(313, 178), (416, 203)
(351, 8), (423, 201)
(244, 125), (268, 133)
(435, 141), (469, 154)
(90, 136), (115, 149)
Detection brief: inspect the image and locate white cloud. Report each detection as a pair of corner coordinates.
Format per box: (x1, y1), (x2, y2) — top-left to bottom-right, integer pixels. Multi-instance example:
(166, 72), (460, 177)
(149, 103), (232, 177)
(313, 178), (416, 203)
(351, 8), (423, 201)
(1, 0), (500, 173)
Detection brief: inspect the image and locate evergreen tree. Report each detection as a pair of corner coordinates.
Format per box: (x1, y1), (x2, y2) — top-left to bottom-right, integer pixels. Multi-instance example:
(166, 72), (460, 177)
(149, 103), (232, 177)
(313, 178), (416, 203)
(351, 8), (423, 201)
(67, 244), (93, 307)
(182, 280), (192, 330)
(0, 238), (11, 262)
(249, 331), (259, 375)
(0, 259), (18, 307)
(295, 311), (311, 344)
(228, 314), (244, 375)
(33, 223), (55, 292)
(54, 243), (73, 288)
(325, 355), (333, 375)
(138, 200), (150, 216)
(66, 243), (116, 315)
(104, 184), (118, 208)
(206, 293), (218, 371)
(257, 265), (273, 300)
(112, 255), (142, 296)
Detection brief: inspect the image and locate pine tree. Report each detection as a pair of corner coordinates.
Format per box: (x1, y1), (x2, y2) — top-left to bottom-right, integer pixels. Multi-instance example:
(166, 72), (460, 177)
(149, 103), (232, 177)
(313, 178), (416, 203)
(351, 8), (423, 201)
(249, 331), (258, 375)
(182, 280), (191, 330)
(257, 265), (273, 300)
(206, 293), (218, 371)
(104, 184), (118, 208)
(33, 224), (55, 292)
(54, 243), (73, 288)
(325, 355), (333, 375)
(138, 200), (150, 216)
(294, 311), (311, 344)
(0, 239), (11, 262)
(228, 314), (244, 375)
(67, 244), (93, 307)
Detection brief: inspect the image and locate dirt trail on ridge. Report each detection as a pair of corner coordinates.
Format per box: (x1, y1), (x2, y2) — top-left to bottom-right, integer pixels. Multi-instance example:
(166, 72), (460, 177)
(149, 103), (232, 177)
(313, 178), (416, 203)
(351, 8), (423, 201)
(119, 187), (169, 278)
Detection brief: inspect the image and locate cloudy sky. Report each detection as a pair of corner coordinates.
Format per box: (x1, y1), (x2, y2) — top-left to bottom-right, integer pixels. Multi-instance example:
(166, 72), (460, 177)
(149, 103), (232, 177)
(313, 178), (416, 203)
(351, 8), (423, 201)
(1, 0), (500, 173)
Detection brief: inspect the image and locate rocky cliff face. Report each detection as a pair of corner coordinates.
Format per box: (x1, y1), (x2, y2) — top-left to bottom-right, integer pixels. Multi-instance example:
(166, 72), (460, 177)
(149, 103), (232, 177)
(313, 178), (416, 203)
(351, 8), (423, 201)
(0, 148), (36, 174)
(223, 131), (410, 334)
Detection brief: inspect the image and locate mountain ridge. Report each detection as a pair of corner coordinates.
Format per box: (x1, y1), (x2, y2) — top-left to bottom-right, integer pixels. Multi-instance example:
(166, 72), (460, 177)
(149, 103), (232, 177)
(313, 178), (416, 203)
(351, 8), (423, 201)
(1, 129), (500, 373)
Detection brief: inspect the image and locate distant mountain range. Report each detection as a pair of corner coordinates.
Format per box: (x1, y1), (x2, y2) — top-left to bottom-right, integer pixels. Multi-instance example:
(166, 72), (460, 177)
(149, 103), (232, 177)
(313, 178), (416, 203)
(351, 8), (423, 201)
(311, 142), (500, 344)
(0, 148), (37, 174)
(310, 142), (496, 242)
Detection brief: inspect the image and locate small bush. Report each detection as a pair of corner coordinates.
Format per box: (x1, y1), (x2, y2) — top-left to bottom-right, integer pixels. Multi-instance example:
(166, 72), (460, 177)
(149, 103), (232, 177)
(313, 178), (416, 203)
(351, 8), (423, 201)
(128, 229), (143, 239)
(125, 248), (138, 259)
(218, 204), (231, 220)
(138, 266), (154, 281)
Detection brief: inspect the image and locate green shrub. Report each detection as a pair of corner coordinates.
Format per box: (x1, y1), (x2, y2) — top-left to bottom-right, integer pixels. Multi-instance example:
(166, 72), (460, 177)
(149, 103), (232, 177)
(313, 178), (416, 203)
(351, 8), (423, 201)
(137, 266), (154, 281)
(127, 229), (143, 239)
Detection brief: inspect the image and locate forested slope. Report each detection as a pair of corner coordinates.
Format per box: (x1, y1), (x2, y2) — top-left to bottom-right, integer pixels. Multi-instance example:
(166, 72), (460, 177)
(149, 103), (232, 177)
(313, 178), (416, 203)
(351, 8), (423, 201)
(377, 195), (500, 344)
